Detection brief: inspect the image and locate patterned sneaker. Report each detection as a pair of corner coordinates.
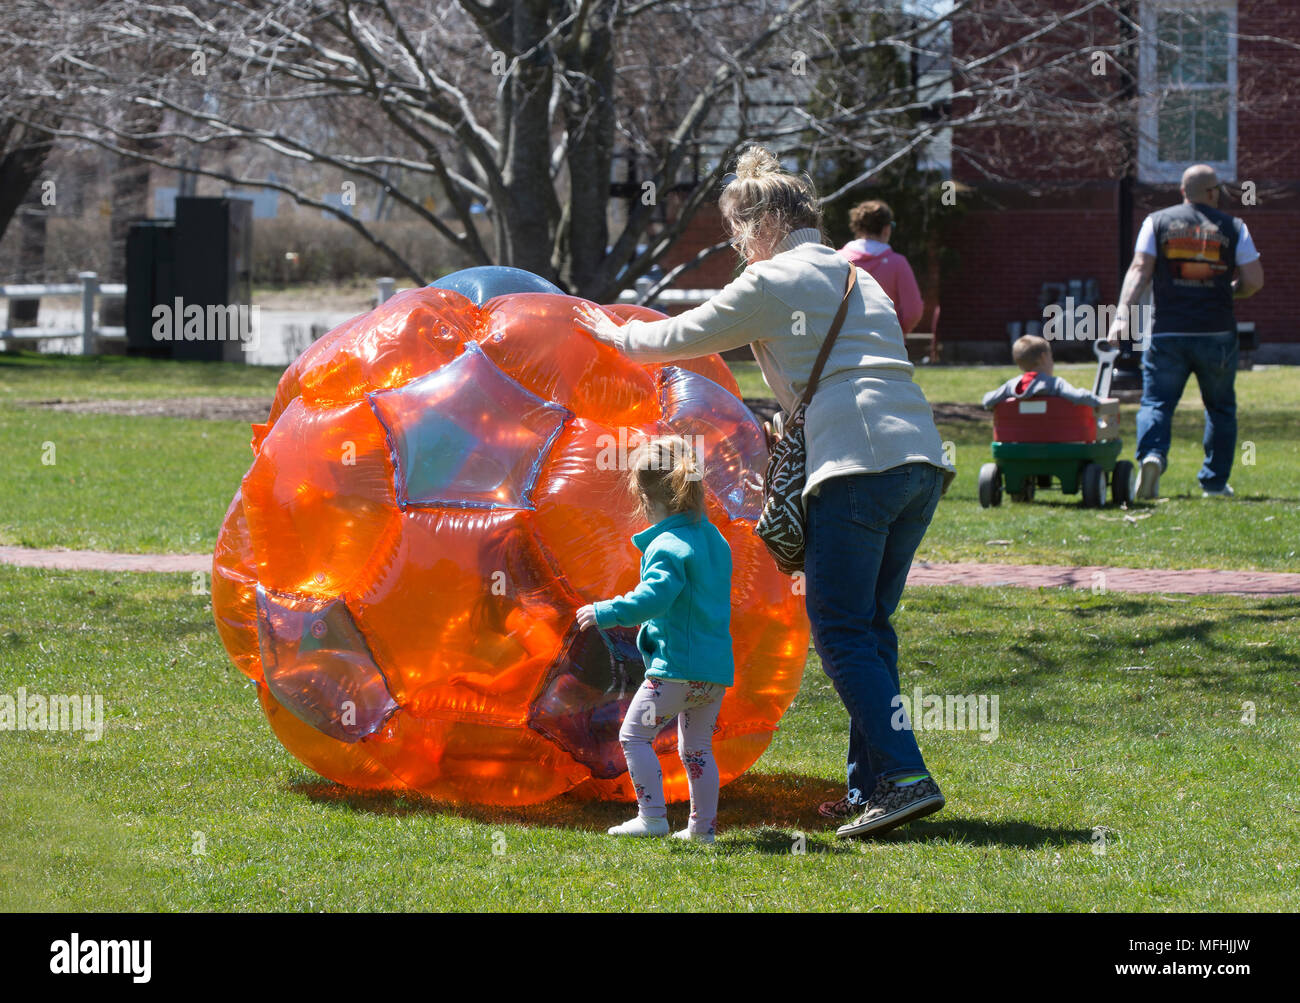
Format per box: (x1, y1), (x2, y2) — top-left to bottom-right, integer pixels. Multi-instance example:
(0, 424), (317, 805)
(818, 795), (858, 820)
(672, 828), (715, 845)
(1136, 455), (1162, 500)
(836, 777), (945, 839)
(608, 815), (669, 838)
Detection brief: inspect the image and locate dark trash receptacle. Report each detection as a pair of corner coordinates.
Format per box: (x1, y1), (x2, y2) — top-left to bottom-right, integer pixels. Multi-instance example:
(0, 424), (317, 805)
(125, 220), (176, 357)
(173, 197), (254, 363)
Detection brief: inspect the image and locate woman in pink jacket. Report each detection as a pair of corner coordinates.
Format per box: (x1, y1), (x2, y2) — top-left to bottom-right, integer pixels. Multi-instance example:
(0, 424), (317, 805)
(838, 200), (925, 334)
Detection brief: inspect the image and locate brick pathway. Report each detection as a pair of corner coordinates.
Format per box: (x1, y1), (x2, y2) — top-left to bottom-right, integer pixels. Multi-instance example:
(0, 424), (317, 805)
(0, 546), (208, 574)
(908, 561), (1300, 598)
(2, 545), (1298, 597)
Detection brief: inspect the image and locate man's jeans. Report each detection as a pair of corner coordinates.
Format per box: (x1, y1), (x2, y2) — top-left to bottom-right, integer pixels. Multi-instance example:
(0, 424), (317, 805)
(1136, 332), (1238, 491)
(804, 463), (943, 805)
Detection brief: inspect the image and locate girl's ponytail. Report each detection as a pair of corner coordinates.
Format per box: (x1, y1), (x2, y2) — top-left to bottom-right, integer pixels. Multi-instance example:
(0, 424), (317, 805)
(627, 435), (706, 520)
(666, 440), (704, 515)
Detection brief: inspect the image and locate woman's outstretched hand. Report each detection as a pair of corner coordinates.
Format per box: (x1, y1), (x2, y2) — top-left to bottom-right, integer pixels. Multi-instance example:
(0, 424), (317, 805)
(573, 302), (623, 346)
(575, 604), (598, 631)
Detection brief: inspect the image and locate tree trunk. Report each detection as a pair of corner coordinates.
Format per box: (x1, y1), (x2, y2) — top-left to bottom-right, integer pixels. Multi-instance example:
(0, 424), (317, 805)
(0, 113), (58, 250)
(496, 0), (563, 283)
(561, 5), (616, 299)
(9, 190), (49, 324)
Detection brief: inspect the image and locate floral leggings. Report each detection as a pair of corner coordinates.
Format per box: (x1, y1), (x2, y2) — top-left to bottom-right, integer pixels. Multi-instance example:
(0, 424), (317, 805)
(619, 677), (726, 836)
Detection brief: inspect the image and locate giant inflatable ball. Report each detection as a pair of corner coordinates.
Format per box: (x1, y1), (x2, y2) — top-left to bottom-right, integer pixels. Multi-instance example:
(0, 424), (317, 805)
(212, 266), (809, 805)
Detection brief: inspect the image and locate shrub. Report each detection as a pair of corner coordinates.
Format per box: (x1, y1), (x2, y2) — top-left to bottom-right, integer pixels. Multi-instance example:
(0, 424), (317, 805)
(252, 215), (483, 285)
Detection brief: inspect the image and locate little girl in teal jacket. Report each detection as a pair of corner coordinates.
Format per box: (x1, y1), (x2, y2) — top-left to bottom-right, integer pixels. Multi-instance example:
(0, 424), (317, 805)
(576, 435), (734, 843)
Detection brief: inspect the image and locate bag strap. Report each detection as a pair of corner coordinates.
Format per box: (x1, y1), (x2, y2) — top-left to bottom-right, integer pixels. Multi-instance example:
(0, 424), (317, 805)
(798, 263), (857, 409)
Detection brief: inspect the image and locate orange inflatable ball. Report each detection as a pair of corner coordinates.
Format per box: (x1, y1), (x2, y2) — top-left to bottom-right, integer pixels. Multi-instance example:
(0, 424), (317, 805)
(213, 266), (809, 806)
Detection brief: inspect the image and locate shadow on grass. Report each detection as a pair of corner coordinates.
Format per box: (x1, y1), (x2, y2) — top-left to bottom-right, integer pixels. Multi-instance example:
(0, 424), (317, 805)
(287, 769), (848, 835)
(972, 492), (1295, 508)
(1208, 494), (1295, 503)
(877, 816), (1095, 849)
(286, 770), (1084, 852)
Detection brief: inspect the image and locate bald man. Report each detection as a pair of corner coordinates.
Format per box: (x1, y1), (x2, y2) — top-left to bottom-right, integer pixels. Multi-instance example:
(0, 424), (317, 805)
(1109, 164), (1263, 500)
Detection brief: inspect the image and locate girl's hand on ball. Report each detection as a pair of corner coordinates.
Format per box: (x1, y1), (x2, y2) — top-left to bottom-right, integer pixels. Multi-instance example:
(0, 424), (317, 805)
(575, 604), (598, 631)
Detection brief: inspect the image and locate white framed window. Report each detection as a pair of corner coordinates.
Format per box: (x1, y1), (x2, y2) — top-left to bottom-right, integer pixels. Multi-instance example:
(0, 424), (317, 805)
(1138, 0), (1237, 183)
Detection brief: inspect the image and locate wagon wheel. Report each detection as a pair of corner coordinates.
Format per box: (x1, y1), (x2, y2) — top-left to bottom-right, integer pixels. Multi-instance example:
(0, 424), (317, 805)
(1112, 460), (1135, 506)
(978, 462), (1003, 508)
(1081, 462), (1107, 508)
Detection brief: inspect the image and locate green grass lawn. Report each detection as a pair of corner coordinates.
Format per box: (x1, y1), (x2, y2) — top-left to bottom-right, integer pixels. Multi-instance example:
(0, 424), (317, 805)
(0, 353), (278, 552)
(1, 351), (1297, 570)
(1, 565), (1295, 911)
(0, 350), (283, 401)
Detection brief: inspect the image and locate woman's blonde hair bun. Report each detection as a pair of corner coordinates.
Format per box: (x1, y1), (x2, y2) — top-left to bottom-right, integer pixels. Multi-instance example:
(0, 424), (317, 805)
(720, 145), (823, 259)
(734, 146), (782, 181)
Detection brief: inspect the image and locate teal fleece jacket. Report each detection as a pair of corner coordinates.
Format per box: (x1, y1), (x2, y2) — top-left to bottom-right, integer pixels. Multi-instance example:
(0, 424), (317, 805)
(592, 511), (735, 687)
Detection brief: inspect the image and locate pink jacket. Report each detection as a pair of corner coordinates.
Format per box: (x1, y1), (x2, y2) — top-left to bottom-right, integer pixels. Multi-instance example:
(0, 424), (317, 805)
(838, 240), (925, 334)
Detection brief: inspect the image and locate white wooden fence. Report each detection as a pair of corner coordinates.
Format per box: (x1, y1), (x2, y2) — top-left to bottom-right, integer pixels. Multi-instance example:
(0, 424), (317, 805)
(4, 274), (716, 358)
(0, 272), (126, 354)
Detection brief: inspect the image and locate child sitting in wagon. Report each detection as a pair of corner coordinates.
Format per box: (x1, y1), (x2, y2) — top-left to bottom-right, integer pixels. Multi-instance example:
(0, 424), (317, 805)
(982, 335), (1104, 410)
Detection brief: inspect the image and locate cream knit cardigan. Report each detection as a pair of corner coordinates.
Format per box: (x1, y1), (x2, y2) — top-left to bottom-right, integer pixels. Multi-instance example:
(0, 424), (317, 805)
(610, 227), (955, 500)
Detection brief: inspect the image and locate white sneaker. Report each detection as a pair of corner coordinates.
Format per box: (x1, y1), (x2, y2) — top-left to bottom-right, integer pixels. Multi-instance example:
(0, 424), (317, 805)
(1136, 455), (1162, 500)
(1201, 484), (1235, 498)
(607, 815), (669, 838)
(672, 828), (715, 845)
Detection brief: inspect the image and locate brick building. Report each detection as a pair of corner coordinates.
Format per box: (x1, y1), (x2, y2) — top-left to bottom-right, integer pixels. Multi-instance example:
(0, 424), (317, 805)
(942, 0), (1300, 362)
(662, 0), (1299, 363)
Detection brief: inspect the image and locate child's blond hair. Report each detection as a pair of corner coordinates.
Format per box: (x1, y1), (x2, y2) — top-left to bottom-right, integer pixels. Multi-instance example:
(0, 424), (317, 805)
(1012, 334), (1052, 371)
(626, 435), (705, 521)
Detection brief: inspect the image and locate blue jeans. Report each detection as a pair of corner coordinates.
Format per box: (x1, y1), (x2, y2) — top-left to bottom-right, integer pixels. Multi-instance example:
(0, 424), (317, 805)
(1136, 333), (1238, 491)
(804, 463), (944, 805)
